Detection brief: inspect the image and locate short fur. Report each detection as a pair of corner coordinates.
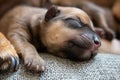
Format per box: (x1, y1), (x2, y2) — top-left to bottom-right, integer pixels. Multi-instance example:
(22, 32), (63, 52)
(0, 6), (101, 72)
(51, 0), (120, 40)
(0, 0), (120, 73)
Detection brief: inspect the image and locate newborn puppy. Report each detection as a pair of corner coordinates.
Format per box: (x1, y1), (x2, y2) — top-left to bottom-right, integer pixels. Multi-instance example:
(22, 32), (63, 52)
(0, 6), (101, 72)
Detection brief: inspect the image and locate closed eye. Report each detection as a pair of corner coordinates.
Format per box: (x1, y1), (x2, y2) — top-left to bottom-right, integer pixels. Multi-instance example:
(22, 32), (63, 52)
(64, 18), (83, 29)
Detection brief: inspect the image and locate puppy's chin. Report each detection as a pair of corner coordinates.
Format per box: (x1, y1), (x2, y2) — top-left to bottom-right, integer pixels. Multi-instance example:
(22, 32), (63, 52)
(78, 49), (98, 61)
(49, 37), (100, 61)
(60, 46), (98, 61)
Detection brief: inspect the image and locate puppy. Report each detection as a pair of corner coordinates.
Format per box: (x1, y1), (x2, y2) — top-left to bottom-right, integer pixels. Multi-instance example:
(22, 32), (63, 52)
(0, 5), (101, 72)
(51, 0), (120, 40)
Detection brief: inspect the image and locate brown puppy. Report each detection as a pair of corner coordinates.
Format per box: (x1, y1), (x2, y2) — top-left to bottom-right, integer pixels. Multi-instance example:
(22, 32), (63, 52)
(0, 6), (101, 72)
(51, 0), (120, 40)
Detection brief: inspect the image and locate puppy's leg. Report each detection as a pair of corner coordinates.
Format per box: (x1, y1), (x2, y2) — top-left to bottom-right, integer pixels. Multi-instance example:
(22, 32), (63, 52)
(112, 1), (120, 22)
(105, 9), (120, 40)
(0, 32), (19, 71)
(7, 24), (45, 72)
(112, 2), (120, 39)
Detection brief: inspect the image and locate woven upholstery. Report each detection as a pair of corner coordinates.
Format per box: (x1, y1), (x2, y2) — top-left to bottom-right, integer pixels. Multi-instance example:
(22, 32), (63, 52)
(0, 53), (120, 80)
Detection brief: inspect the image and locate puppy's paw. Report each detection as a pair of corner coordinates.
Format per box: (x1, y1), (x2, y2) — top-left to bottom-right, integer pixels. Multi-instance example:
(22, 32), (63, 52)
(0, 33), (19, 71)
(104, 29), (116, 41)
(24, 54), (45, 73)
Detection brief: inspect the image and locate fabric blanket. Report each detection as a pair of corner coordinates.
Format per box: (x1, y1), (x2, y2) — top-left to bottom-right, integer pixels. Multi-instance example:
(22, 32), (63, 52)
(0, 53), (120, 80)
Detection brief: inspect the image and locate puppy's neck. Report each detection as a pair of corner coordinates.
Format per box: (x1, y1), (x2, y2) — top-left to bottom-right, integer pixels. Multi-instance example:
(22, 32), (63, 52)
(29, 14), (47, 52)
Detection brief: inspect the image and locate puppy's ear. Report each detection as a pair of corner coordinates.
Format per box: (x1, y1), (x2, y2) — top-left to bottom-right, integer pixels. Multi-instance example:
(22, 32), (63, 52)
(45, 5), (60, 22)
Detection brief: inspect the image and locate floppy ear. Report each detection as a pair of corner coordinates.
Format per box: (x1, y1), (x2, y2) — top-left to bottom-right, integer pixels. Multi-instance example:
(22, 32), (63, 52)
(45, 5), (59, 22)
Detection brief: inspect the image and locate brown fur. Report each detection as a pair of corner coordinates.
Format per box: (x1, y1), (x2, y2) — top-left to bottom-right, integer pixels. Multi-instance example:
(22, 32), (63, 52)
(51, 0), (120, 40)
(0, 0), (120, 41)
(0, 0), (120, 73)
(0, 0), (52, 19)
(51, 0), (120, 19)
(0, 5), (101, 72)
(50, 0), (120, 54)
(0, 32), (19, 70)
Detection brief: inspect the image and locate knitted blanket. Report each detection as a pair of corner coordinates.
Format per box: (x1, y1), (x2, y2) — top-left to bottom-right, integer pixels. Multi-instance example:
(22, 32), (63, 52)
(0, 53), (120, 80)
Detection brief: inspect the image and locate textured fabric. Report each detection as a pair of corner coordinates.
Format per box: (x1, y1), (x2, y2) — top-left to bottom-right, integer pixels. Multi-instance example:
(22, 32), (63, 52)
(0, 53), (120, 80)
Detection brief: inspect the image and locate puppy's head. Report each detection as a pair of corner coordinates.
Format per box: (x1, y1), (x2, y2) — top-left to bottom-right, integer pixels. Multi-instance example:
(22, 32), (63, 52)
(40, 6), (101, 61)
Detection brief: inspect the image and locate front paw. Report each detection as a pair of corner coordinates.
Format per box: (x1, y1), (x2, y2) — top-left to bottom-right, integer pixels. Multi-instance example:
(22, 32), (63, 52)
(24, 54), (45, 72)
(0, 33), (19, 71)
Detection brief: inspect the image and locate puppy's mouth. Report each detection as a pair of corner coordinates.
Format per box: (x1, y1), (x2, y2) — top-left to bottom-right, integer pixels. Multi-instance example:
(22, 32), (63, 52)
(62, 34), (101, 61)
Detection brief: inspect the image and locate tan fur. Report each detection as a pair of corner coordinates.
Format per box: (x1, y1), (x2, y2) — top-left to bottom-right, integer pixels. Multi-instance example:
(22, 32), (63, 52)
(49, 1), (120, 57)
(0, 2), (119, 72)
(58, 7), (94, 29)
(0, 6), (46, 72)
(0, 32), (18, 70)
(0, 5), (100, 72)
(0, 32), (17, 58)
(41, 7), (93, 46)
(40, 7), (94, 55)
(51, 0), (120, 41)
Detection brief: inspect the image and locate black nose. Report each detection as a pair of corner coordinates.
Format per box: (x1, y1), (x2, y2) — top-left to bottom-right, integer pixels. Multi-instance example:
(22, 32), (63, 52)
(93, 35), (101, 48)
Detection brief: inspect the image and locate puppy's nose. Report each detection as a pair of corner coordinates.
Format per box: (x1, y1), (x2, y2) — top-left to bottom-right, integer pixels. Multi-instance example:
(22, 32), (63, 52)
(93, 35), (101, 49)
